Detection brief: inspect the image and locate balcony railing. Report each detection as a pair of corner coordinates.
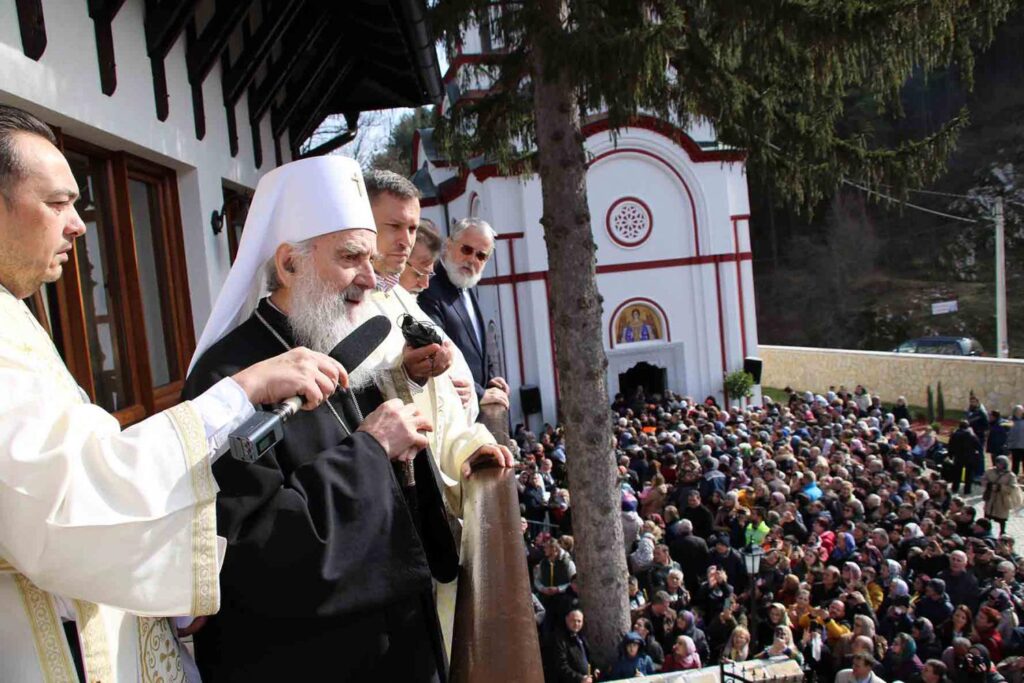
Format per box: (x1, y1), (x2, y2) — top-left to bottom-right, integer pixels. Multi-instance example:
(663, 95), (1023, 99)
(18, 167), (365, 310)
(450, 404), (544, 683)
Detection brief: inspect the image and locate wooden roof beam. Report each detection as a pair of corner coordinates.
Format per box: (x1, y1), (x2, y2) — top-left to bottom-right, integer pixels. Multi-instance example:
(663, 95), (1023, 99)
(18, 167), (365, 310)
(87, 0), (128, 95)
(186, 0), (257, 85)
(222, 0), (304, 106)
(144, 0), (198, 59)
(270, 40), (347, 139)
(15, 0), (47, 61)
(247, 5), (331, 124)
(290, 59), (357, 152)
(145, 0), (198, 121)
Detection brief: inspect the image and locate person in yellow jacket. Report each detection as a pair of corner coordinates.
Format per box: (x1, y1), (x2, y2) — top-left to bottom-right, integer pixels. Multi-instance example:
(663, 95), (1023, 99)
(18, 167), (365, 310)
(798, 601), (852, 648)
(861, 566), (886, 611)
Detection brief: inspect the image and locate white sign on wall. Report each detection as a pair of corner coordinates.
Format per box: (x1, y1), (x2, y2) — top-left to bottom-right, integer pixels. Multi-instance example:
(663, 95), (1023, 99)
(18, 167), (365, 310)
(931, 300), (958, 315)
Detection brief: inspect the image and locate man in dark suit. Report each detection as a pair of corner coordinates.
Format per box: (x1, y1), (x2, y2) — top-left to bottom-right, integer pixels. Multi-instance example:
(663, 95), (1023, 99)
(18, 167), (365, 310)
(545, 609), (596, 683)
(948, 420), (983, 494)
(418, 217), (509, 407)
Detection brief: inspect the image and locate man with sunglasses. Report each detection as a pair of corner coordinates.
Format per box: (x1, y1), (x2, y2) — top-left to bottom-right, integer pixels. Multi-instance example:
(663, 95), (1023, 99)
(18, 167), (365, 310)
(419, 217), (510, 407)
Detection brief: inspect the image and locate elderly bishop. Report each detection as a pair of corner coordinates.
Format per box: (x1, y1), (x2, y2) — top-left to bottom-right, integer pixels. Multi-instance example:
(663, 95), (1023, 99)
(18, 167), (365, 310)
(0, 109), (347, 682)
(183, 157), (510, 682)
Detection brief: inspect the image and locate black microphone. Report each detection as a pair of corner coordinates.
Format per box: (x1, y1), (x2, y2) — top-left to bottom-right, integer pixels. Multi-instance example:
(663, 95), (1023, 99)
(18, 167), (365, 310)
(228, 315), (393, 462)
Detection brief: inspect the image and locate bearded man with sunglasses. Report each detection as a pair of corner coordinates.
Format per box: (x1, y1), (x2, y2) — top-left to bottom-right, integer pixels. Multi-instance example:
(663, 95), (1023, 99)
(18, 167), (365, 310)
(419, 217), (510, 407)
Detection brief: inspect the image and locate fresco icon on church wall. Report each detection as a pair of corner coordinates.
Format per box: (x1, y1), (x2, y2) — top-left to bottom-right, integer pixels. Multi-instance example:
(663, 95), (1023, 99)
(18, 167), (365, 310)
(615, 304), (663, 343)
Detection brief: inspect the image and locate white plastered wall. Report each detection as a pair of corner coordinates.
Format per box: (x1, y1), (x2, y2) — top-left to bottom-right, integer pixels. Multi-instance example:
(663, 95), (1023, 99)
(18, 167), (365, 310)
(0, 0), (281, 335)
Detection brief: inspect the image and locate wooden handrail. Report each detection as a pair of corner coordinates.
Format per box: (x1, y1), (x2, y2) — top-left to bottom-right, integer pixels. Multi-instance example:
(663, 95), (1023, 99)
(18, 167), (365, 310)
(450, 405), (544, 683)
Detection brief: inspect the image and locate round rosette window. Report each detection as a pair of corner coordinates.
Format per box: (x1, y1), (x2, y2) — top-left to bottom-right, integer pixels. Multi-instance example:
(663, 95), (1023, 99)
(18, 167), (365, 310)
(606, 197), (653, 247)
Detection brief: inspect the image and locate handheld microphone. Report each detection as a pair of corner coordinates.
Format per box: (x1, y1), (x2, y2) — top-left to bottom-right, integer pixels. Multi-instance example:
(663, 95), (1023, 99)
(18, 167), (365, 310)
(229, 315), (393, 462)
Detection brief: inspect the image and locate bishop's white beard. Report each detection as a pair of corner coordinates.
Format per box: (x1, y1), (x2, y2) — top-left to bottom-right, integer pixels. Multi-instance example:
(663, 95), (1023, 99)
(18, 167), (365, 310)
(443, 254), (483, 289)
(287, 269), (377, 389)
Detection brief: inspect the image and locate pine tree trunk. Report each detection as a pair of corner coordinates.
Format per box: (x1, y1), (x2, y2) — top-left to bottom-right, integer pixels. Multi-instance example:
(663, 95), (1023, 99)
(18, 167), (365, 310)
(528, 0), (630, 668)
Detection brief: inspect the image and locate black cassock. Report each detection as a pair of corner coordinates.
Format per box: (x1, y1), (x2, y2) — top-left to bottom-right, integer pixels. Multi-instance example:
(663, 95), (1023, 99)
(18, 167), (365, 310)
(182, 299), (455, 682)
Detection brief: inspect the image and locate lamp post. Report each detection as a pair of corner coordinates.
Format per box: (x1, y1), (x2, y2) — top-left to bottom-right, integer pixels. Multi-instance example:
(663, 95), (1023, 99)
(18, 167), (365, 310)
(742, 545), (764, 640)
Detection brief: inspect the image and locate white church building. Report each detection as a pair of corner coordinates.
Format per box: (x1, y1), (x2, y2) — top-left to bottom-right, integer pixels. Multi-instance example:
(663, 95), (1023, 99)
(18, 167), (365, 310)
(414, 24), (760, 427)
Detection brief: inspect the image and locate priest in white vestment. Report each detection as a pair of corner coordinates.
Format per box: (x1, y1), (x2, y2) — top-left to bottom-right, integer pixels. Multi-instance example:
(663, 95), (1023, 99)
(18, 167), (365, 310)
(0, 105), (347, 682)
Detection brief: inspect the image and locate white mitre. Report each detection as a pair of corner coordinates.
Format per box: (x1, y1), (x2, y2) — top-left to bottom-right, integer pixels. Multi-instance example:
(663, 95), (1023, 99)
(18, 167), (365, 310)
(190, 156), (376, 371)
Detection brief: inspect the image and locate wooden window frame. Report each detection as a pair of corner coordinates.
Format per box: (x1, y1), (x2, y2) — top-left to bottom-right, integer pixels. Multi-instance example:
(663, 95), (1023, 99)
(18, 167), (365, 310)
(42, 134), (196, 426)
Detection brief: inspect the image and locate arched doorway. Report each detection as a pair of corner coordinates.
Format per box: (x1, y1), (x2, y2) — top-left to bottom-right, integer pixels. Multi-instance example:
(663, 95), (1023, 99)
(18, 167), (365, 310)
(618, 361), (667, 401)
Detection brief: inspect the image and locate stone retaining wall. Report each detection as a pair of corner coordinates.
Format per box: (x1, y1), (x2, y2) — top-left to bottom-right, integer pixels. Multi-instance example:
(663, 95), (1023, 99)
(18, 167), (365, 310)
(759, 345), (1024, 414)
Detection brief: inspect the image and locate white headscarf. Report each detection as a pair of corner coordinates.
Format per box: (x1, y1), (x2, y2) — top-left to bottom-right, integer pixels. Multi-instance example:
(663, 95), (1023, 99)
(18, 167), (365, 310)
(189, 157), (376, 371)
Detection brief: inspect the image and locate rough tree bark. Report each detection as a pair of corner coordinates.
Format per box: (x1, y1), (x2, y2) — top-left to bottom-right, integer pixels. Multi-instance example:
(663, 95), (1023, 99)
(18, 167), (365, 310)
(527, 0), (630, 668)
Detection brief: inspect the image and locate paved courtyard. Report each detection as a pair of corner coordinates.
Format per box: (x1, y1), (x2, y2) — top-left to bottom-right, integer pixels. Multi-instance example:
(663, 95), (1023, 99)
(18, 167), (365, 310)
(967, 491), (1024, 543)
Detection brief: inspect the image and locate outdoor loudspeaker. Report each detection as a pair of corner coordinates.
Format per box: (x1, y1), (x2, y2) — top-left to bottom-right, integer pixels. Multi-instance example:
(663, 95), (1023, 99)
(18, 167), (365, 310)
(520, 385), (542, 416)
(743, 357), (763, 385)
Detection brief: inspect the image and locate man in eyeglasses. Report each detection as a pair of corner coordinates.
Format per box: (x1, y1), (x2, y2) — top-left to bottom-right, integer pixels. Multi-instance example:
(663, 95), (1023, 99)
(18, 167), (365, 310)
(419, 217), (510, 407)
(401, 219), (442, 295)
(359, 169), (513, 659)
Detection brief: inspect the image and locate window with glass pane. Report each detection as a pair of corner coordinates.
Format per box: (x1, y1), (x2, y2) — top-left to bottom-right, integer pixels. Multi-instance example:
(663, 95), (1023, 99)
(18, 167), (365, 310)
(127, 178), (180, 387)
(24, 284), (62, 353)
(66, 150), (133, 411)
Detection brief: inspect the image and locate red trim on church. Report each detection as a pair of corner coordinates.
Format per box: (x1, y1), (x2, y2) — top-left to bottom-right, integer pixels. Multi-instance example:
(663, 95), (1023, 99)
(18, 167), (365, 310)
(607, 297), (672, 349)
(731, 215), (749, 358)
(544, 274), (560, 408)
(714, 262), (728, 398)
(477, 252), (753, 287)
(581, 115), (747, 164)
(411, 129), (421, 175)
(588, 147), (701, 255)
(442, 53), (507, 84)
(506, 236), (526, 386)
(417, 114), (743, 211)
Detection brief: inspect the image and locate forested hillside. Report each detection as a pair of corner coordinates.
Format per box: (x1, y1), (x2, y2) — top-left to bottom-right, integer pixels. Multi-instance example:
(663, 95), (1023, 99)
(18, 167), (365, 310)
(751, 9), (1024, 356)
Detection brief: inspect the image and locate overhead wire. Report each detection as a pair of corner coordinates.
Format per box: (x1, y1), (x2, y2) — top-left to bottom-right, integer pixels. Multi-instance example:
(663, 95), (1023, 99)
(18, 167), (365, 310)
(842, 179), (980, 224)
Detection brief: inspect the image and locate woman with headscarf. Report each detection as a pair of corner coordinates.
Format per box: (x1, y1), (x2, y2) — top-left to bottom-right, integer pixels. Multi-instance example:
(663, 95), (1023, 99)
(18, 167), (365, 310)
(662, 634), (702, 672)
(757, 602), (792, 652)
(668, 610), (709, 664)
(842, 561), (863, 590)
(899, 522), (929, 561)
(755, 625), (805, 665)
(983, 456), (1024, 536)
(884, 632), (924, 683)
(882, 558), (904, 588)
(829, 531), (858, 566)
(985, 588), (1020, 644)
(913, 617), (944, 662)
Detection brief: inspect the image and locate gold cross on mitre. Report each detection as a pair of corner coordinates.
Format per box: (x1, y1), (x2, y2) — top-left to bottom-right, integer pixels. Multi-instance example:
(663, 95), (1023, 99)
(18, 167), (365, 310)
(351, 171), (364, 197)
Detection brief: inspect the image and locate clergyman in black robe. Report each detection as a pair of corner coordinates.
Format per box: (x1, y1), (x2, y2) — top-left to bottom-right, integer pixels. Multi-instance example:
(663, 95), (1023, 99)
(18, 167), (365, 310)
(182, 298), (453, 682)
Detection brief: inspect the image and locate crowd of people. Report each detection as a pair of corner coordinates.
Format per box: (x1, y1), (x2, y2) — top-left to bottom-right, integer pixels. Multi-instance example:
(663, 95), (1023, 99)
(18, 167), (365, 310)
(519, 386), (1024, 682)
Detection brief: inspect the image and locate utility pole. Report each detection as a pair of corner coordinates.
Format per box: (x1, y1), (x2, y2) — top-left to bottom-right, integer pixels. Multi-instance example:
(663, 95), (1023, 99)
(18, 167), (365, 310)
(995, 196), (1008, 358)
